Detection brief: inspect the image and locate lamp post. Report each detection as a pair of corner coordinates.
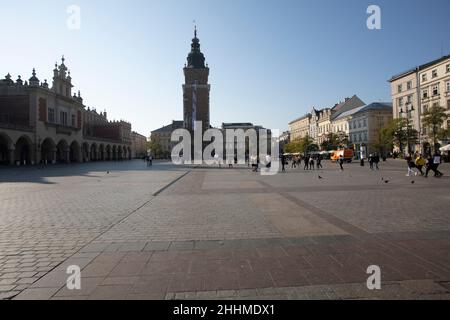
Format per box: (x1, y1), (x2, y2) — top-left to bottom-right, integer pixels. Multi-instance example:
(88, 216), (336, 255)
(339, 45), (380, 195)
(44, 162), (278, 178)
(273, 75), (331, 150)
(399, 102), (415, 155)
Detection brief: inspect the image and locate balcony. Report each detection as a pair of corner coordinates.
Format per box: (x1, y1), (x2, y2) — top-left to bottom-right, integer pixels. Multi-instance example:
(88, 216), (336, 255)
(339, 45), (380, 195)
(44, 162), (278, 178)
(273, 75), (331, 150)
(45, 121), (81, 135)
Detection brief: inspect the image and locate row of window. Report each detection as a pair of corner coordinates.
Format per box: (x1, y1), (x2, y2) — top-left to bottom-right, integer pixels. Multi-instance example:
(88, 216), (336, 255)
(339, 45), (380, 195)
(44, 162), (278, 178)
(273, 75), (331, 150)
(349, 132), (368, 144)
(47, 108), (76, 127)
(349, 119), (367, 130)
(398, 81), (413, 93)
(421, 64), (450, 82)
(397, 64), (450, 93)
(400, 82), (449, 100)
(422, 100), (450, 113)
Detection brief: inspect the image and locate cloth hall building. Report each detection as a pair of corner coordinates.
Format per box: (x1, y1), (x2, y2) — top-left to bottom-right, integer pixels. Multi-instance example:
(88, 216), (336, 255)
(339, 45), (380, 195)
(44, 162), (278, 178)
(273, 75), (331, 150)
(0, 57), (142, 166)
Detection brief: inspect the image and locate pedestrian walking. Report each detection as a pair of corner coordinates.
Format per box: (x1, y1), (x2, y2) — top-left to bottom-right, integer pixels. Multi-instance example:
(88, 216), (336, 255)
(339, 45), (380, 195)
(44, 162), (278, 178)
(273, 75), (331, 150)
(425, 152), (443, 178)
(405, 154), (417, 176)
(338, 155), (344, 171)
(281, 154), (286, 172)
(309, 157), (315, 170)
(316, 155), (323, 169)
(368, 154), (374, 170)
(373, 153), (380, 170)
(415, 154), (426, 176)
(304, 155), (310, 170)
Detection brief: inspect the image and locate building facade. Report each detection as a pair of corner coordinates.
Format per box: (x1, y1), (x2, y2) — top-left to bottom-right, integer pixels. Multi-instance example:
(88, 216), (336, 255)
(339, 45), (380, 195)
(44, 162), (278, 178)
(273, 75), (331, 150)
(0, 57), (139, 166)
(348, 103), (393, 156)
(131, 131), (147, 159)
(316, 108), (332, 146)
(389, 55), (450, 154)
(150, 121), (184, 159)
(288, 114), (311, 141)
(287, 95), (365, 147)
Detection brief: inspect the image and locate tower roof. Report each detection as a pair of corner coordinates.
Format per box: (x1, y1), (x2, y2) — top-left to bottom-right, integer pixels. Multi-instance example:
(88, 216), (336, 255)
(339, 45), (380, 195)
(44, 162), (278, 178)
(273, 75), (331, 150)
(186, 26), (206, 69)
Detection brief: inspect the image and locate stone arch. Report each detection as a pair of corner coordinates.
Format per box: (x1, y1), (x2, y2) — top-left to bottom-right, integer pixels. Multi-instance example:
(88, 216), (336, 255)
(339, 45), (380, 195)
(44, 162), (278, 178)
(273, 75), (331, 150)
(70, 141), (82, 163)
(117, 145), (123, 160)
(99, 144), (105, 161)
(106, 145), (112, 161)
(0, 132), (13, 165)
(40, 137), (56, 165)
(56, 139), (69, 163)
(90, 143), (98, 161)
(14, 135), (33, 165)
(82, 142), (90, 162)
(112, 145), (117, 161)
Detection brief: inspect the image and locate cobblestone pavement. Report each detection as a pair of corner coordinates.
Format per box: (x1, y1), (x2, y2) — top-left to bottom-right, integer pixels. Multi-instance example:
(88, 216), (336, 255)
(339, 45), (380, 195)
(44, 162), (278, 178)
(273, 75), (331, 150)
(1, 159), (449, 300)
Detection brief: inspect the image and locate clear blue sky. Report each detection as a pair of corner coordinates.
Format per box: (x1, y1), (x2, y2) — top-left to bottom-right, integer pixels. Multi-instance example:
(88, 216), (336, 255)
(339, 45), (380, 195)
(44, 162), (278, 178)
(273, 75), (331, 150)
(2, 0), (450, 136)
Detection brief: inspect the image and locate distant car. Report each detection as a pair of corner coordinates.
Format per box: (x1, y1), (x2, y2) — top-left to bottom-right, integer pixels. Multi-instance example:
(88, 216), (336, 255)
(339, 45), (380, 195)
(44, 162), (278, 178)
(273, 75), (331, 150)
(331, 149), (354, 163)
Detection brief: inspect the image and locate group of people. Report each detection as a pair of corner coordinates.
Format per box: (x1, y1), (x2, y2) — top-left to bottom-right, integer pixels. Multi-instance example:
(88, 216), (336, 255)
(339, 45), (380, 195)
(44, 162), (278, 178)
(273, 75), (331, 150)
(281, 154), (323, 172)
(405, 152), (443, 178)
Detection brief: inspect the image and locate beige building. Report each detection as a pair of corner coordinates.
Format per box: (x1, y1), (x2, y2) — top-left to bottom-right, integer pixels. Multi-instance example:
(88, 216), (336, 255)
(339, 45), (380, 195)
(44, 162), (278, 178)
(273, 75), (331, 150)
(389, 55), (450, 154)
(131, 131), (147, 159)
(316, 108), (332, 146)
(332, 102), (392, 157)
(0, 57), (136, 166)
(288, 114), (311, 141)
(150, 121), (184, 158)
(287, 95), (365, 146)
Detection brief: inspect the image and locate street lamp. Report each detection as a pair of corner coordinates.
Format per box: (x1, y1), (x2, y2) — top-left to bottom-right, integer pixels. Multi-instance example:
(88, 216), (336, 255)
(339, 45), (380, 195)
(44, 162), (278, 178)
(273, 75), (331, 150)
(399, 102), (415, 155)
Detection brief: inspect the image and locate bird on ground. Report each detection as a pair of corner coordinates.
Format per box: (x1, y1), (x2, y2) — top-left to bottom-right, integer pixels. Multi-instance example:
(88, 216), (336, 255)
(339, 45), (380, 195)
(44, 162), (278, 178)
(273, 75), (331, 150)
(107, 171), (110, 174)
(318, 175), (323, 179)
(411, 180), (415, 184)
(384, 180), (390, 183)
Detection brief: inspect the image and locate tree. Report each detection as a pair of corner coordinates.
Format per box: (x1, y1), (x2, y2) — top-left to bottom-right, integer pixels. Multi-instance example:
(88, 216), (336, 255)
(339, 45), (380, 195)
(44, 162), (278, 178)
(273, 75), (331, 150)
(377, 118), (418, 154)
(321, 132), (348, 151)
(321, 133), (339, 151)
(299, 135), (315, 154)
(373, 126), (393, 155)
(283, 139), (301, 154)
(283, 135), (315, 154)
(422, 105), (448, 153)
(336, 131), (349, 147)
(148, 137), (163, 158)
